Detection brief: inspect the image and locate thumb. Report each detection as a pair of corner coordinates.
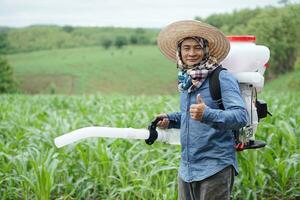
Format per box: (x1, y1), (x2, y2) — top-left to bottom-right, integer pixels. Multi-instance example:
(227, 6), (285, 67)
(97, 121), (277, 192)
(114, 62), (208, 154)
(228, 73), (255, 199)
(196, 94), (203, 104)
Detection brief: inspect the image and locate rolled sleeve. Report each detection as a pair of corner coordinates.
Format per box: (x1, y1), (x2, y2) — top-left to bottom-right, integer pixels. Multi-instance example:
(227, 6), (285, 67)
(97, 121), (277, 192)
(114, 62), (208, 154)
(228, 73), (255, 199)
(167, 112), (181, 129)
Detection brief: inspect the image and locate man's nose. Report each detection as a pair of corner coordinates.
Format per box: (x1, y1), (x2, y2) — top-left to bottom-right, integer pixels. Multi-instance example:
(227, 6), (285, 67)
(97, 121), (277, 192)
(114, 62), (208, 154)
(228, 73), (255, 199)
(188, 49), (197, 56)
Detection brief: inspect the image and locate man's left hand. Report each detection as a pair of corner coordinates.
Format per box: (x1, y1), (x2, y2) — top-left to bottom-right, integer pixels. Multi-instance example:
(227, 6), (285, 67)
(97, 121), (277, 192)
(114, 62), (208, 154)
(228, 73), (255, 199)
(190, 94), (206, 121)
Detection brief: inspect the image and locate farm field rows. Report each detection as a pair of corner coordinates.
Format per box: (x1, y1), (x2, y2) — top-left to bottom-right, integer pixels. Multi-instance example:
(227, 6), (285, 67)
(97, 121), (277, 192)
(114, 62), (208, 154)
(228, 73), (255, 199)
(0, 91), (299, 199)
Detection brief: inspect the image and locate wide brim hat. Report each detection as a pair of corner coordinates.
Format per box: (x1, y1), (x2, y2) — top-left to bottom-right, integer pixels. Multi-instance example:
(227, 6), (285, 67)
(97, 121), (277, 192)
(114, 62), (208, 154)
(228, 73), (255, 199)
(157, 20), (230, 63)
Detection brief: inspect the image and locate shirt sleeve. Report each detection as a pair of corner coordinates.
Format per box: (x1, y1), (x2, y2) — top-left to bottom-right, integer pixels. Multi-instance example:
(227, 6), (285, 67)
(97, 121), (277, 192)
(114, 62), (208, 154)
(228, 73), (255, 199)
(201, 70), (248, 130)
(166, 112), (181, 129)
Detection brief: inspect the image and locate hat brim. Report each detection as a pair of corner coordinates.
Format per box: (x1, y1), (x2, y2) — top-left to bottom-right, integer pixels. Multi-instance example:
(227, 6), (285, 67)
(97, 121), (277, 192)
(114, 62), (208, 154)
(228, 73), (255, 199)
(157, 20), (230, 63)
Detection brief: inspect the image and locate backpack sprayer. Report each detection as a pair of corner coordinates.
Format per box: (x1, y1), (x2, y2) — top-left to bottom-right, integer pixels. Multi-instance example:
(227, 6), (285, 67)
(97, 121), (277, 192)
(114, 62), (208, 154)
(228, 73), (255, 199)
(54, 35), (271, 150)
(221, 35), (271, 150)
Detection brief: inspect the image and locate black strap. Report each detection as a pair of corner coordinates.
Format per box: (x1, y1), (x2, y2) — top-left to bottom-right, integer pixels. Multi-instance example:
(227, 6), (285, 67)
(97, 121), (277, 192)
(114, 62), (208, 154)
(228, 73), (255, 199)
(210, 67), (241, 149)
(209, 66), (226, 110)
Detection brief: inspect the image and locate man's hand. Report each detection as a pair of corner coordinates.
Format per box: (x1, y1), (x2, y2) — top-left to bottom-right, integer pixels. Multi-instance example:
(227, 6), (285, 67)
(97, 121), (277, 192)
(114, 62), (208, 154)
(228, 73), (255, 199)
(156, 114), (169, 129)
(190, 94), (206, 121)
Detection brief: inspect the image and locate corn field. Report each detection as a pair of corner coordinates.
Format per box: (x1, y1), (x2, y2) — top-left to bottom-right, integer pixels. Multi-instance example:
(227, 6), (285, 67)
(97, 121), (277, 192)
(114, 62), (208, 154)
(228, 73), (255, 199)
(0, 92), (299, 199)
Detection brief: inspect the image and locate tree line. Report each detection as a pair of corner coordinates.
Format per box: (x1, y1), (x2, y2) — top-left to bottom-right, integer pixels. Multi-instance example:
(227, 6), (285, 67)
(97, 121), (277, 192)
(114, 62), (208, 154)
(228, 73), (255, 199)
(0, 26), (158, 54)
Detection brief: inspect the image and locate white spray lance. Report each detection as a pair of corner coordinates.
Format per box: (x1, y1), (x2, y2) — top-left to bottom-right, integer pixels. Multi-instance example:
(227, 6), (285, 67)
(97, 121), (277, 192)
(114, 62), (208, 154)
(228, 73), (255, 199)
(55, 35), (271, 149)
(55, 117), (180, 148)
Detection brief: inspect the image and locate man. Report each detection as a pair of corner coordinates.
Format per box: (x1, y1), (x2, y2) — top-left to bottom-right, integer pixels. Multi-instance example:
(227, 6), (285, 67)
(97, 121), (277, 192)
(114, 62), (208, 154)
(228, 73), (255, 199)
(156, 20), (248, 200)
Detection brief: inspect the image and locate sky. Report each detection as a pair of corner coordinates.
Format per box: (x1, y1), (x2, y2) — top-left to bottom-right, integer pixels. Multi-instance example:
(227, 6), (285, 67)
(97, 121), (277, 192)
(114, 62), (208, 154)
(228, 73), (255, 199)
(0, 0), (296, 28)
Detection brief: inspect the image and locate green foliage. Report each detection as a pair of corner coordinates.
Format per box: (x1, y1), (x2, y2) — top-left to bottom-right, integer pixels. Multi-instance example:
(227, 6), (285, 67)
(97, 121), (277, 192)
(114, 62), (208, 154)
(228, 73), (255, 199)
(62, 25), (74, 33)
(244, 4), (300, 75)
(102, 38), (113, 49)
(115, 36), (128, 48)
(130, 28), (152, 45)
(0, 94), (180, 199)
(0, 32), (9, 54)
(294, 57), (300, 71)
(130, 34), (151, 45)
(5, 26), (158, 53)
(135, 28), (146, 34)
(0, 56), (17, 93)
(234, 92), (300, 199)
(0, 90), (299, 199)
(130, 35), (139, 44)
(203, 8), (262, 33)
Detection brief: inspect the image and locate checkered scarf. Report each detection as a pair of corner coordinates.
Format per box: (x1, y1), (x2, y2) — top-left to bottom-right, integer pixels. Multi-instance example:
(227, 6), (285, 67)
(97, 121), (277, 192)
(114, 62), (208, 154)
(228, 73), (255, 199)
(177, 37), (220, 93)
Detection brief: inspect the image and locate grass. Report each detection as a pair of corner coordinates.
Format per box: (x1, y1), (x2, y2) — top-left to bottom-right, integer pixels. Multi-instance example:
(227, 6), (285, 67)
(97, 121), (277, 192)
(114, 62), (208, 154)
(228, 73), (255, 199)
(6, 46), (178, 95)
(264, 69), (300, 92)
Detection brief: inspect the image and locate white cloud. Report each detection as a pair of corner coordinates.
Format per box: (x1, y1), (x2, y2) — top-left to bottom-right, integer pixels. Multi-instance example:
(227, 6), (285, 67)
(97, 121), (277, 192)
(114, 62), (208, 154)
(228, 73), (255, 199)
(0, 0), (285, 27)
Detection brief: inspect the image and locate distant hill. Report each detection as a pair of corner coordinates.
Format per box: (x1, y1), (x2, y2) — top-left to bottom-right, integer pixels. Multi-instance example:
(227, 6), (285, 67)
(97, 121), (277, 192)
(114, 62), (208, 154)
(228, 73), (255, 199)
(4, 26), (159, 54)
(6, 43), (299, 95)
(0, 26), (11, 32)
(6, 45), (178, 95)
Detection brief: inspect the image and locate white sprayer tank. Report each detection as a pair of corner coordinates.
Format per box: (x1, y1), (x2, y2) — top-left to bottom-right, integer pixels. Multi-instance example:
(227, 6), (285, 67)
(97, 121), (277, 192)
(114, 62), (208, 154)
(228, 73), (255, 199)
(221, 35), (270, 75)
(221, 35), (270, 141)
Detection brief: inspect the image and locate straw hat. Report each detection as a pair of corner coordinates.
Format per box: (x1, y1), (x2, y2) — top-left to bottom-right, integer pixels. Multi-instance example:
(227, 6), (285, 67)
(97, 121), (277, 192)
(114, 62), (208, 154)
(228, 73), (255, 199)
(157, 20), (230, 63)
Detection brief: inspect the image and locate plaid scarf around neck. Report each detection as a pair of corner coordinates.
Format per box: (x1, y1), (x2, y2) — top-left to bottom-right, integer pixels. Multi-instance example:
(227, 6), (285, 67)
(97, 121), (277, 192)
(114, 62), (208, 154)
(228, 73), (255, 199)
(177, 37), (220, 93)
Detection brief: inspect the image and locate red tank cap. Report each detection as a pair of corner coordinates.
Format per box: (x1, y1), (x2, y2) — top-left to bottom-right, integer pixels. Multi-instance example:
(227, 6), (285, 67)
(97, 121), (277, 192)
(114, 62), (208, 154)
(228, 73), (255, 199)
(264, 63), (269, 68)
(227, 35), (256, 42)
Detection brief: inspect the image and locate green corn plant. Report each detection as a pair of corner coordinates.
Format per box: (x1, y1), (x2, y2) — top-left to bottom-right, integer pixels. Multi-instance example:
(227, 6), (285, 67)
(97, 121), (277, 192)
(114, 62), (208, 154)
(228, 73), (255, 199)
(0, 92), (299, 199)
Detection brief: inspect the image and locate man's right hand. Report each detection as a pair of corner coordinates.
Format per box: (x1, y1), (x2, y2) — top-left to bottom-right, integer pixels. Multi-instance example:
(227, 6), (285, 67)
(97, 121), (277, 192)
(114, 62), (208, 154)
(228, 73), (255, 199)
(156, 114), (169, 129)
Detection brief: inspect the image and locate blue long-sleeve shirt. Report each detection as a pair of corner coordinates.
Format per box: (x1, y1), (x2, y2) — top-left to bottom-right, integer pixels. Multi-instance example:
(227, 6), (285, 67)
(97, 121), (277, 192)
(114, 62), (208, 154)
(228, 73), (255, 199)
(167, 70), (248, 182)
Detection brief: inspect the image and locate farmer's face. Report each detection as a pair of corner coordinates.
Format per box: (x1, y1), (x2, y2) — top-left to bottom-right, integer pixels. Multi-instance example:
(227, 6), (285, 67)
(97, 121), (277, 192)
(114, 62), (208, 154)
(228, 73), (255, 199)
(180, 38), (204, 66)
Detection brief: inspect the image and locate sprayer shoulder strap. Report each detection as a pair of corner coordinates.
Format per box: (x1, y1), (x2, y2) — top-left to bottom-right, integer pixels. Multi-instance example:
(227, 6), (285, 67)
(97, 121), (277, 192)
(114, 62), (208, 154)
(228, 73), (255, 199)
(209, 66), (227, 110)
(209, 67), (244, 150)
